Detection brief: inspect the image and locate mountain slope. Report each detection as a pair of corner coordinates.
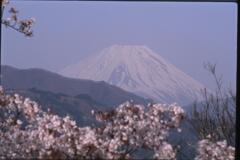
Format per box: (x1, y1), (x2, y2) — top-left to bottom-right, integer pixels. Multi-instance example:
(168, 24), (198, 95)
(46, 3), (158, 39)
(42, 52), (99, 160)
(2, 65), (148, 107)
(60, 45), (206, 105)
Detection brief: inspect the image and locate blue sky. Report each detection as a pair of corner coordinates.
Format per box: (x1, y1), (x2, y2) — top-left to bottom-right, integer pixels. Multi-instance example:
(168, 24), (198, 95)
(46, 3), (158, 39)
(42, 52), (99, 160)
(1, 1), (237, 91)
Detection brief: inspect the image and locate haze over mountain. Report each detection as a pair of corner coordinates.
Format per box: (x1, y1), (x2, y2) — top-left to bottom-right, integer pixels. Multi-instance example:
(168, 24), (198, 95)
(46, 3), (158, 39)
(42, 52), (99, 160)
(2, 65), (148, 107)
(60, 45), (207, 105)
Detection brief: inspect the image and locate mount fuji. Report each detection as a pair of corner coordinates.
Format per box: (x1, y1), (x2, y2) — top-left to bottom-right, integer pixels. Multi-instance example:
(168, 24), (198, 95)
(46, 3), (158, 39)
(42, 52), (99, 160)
(60, 45), (206, 105)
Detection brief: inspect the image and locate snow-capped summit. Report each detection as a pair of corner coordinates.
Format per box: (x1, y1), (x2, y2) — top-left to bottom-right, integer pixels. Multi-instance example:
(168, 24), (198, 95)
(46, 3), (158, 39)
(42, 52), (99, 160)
(60, 45), (206, 105)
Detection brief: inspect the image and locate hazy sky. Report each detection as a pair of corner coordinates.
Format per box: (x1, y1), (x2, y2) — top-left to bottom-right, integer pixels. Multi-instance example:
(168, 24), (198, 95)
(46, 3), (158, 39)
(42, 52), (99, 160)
(1, 1), (237, 91)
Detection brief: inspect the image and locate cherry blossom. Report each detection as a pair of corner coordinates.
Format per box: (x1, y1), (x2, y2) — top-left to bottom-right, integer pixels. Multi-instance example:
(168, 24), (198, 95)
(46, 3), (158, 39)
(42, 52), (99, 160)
(1, 0), (35, 37)
(195, 136), (235, 160)
(0, 86), (235, 159)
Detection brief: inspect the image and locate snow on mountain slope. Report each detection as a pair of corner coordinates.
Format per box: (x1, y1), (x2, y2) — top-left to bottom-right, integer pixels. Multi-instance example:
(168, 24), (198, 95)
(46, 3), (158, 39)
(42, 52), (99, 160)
(60, 45), (207, 105)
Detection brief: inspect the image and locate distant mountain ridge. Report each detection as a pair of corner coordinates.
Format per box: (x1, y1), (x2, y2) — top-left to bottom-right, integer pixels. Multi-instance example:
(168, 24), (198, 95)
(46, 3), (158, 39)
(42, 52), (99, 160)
(60, 45), (207, 105)
(2, 65), (148, 107)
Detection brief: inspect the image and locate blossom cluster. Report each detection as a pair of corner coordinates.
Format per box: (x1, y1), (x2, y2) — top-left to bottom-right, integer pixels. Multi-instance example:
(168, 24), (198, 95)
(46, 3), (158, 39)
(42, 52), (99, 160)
(0, 87), (99, 159)
(195, 136), (235, 160)
(93, 102), (185, 159)
(0, 86), (235, 159)
(0, 86), (185, 159)
(1, 0), (35, 37)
